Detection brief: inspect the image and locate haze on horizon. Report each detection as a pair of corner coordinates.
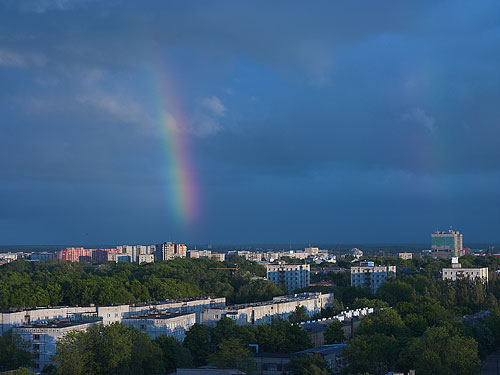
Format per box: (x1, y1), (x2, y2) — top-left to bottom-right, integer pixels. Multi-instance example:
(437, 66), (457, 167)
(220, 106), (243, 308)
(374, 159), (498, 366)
(1, 0), (500, 245)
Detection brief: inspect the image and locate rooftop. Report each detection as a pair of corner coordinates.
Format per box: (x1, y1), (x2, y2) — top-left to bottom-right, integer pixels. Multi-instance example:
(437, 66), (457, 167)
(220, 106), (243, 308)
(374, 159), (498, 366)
(123, 311), (194, 320)
(14, 318), (100, 329)
(208, 293), (330, 311)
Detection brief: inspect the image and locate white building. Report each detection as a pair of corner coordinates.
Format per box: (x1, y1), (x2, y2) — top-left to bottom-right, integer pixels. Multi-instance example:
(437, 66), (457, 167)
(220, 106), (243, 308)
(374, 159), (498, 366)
(13, 317), (100, 372)
(267, 263), (310, 292)
(123, 311), (196, 341)
(1, 306), (96, 335)
(351, 262), (396, 293)
(349, 248), (363, 259)
(1, 297), (226, 334)
(398, 252), (413, 260)
(158, 242), (187, 260)
(237, 251), (263, 262)
(442, 257), (488, 283)
(187, 250), (226, 262)
(201, 293), (333, 326)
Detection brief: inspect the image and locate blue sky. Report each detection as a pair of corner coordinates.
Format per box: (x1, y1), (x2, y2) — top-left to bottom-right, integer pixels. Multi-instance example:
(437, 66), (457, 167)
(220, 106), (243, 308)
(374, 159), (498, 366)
(1, 0), (500, 245)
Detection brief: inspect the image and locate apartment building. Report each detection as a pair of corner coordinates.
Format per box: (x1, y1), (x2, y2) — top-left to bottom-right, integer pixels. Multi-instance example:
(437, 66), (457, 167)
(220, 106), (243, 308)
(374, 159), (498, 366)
(123, 311), (196, 341)
(442, 257), (488, 283)
(0, 306), (95, 335)
(398, 252), (413, 260)
(351, 262), (396, 293)
(201, 292), (333, 326)
(13, 316), (100, 371)
(187, 250), (226, 262)
(1, 297), (226, 333)
(266, 263), (310, 292)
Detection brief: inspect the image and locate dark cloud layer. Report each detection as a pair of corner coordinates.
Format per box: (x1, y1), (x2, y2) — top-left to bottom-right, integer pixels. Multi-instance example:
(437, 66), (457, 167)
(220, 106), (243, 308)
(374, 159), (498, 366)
(1, 0), (500, 244)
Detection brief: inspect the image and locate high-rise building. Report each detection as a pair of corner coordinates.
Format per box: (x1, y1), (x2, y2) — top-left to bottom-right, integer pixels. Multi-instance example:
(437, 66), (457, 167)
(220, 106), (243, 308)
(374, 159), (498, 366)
(431, 230), (464, 258)
(157, 242), (187, 261)
(351, 262), (396, 293)
(266, 263), (310, 292)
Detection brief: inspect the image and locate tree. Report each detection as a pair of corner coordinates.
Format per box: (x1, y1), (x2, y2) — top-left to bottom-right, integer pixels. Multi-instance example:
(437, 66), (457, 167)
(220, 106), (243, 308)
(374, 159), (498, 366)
(289, 353), (328, 375)
(0, 330), (32, 371)
(288, 306), (308, 324)
(343, 333), (399, 375)
(399, 326), (481, 375)
(324, 320), (344, 344)
(154, 335), (192, 373)
(357, 308), (407, 337)
(375, 280), (416, 305)
(53, 323), (164, 375)
(13, 369), (36, 375)
(183, 323), (214, 366)
(255, 318), (312, 353)
(208, 338), (253, 373)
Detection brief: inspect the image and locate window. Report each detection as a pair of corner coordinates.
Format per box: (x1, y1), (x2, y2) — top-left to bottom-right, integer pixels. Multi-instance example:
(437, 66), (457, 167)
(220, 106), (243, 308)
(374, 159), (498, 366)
(33, 334), (40, 340)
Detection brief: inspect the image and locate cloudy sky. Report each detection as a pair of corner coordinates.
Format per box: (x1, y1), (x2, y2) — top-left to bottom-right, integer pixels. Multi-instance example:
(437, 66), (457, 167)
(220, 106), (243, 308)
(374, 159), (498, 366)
(1, 0), (500, 245)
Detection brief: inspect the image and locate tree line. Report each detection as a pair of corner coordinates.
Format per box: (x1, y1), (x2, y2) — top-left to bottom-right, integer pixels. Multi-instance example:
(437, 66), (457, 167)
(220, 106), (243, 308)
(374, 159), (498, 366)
(0, 256), (286, 309)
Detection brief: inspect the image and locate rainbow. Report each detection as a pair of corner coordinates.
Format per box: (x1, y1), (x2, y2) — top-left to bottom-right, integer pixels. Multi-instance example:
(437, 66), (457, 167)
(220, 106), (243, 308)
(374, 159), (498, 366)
(147, 63), (200, 227)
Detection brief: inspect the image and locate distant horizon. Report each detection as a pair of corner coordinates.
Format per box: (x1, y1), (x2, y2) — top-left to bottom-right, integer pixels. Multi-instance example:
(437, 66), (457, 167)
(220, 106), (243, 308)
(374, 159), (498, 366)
(1, 241), (499, 252)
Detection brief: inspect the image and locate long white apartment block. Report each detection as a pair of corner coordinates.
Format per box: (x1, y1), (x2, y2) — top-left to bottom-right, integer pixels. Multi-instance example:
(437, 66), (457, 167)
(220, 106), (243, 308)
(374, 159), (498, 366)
(1, 297), (226, 334)
(201, 292), (333, 326)
(122, 311), (196, 341)
(351, 262), (396, 293)
(0, 306), (96, 335)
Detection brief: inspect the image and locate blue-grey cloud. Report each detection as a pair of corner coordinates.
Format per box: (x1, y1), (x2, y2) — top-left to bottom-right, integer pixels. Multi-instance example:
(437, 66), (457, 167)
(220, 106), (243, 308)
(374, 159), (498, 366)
(1, 0), (500, 244)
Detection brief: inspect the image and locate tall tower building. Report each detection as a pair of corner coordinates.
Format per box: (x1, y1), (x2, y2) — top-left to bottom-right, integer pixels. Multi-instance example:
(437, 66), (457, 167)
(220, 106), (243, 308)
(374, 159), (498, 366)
(431, 230), (464, 258)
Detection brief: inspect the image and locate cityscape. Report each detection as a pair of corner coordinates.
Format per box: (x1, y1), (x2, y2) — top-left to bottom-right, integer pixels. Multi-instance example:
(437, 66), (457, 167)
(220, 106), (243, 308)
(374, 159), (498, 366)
(2, 1), (500, 375)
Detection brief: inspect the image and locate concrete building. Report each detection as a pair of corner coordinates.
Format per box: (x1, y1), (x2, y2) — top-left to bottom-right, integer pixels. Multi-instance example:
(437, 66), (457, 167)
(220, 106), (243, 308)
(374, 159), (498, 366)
(237, 251), (263, 262)
(304, 246), (319, 255)
(398, 252), (413, 260)
(300, 307), (374, 346)
(253, 344), (346, 375)
(187, 250), (226, 262)
(158, 242), (187, 260)
(1, 297), (225, 334)
(123, 311), (195, 341)
(13, 316), (100, 372)
(266, 263), (310, 292)
(432, 230), (465, 258)
(351, 262), (396, 293)
(349, 248), (363, 259)
(138, 254), (155, 264)
(30, 252), (56, 262)
(1, 306), (96, 335)
(56, 247), (93, 262)
(201, 293), (333, 326)
(442, 257), (488, 283)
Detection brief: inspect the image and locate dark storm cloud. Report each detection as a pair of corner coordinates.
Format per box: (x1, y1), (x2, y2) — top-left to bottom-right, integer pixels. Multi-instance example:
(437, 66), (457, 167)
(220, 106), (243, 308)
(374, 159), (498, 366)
(1, 0), (500, 243)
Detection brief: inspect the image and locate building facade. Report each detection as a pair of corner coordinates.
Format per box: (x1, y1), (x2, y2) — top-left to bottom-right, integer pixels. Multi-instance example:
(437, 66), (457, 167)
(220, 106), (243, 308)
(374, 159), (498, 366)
(351, 262), (396, 293)
(398, 252), (413, 260)
(442, 257), (488, 282)
(266, 263), (310, 292)
(1, 297), (226, 334)
(201, 293), (333, 326)
(157, 242), (187, 261)
(431, 230), (464, 258)
(122, 312), (196, 341)
(13, 317), (100, 372)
